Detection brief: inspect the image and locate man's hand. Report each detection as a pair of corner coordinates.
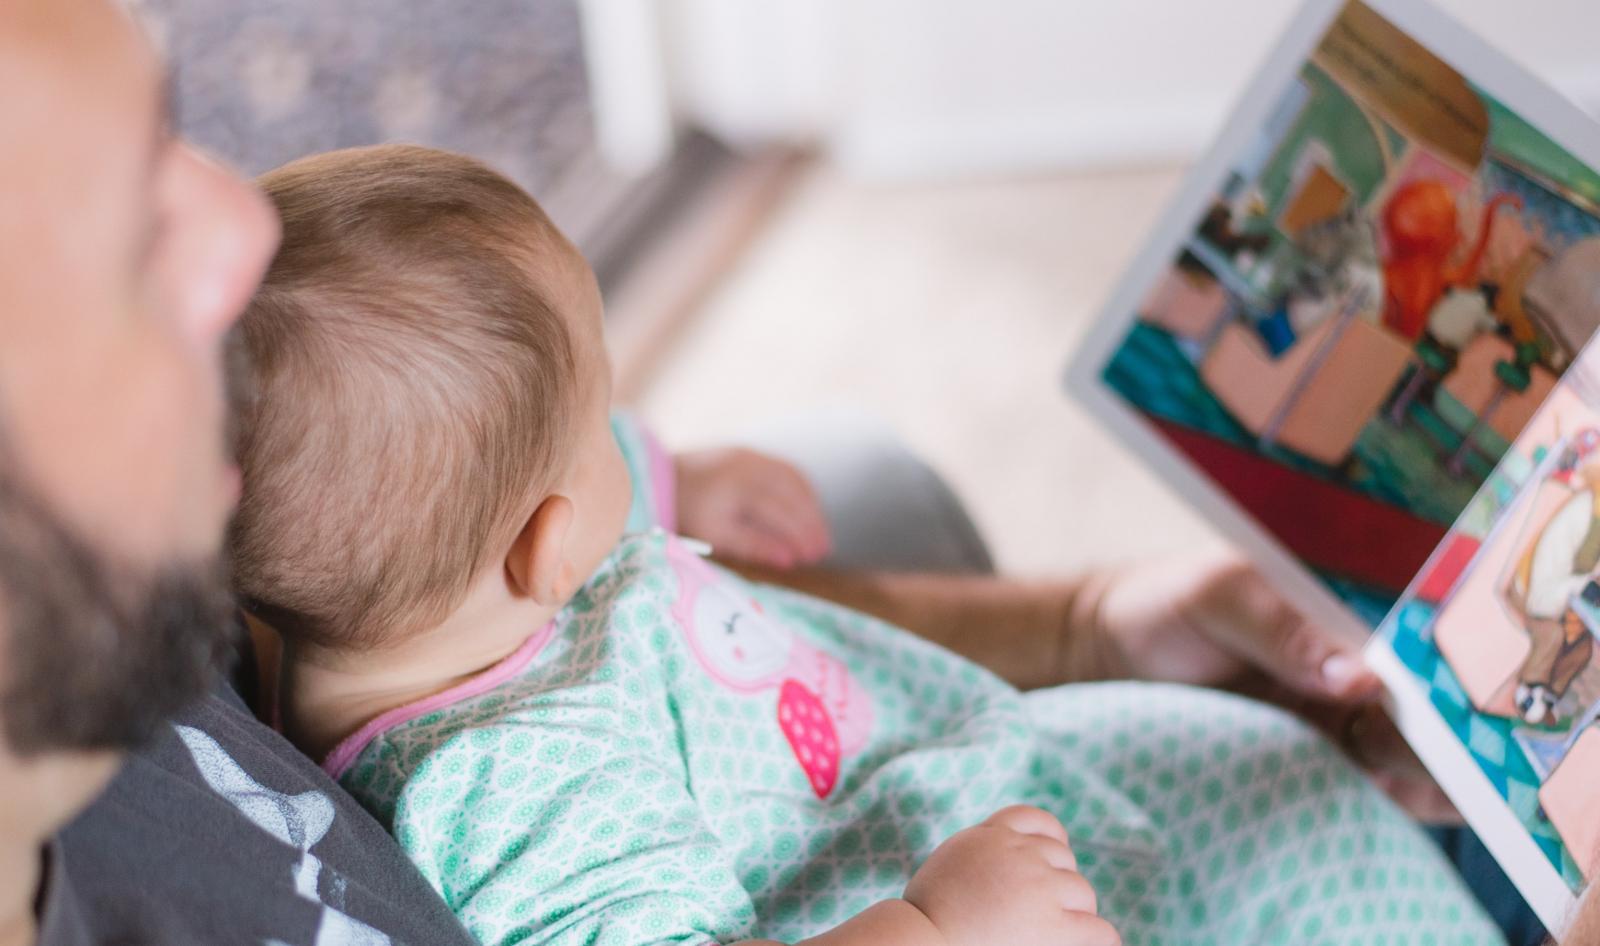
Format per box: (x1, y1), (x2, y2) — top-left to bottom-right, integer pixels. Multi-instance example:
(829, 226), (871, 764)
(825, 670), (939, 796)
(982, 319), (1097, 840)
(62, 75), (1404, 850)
(1094, 554), (1458, 823)
(674, 448), (831, 570)
(1095, 554), (1376, 699)
(904, 806), (1120, 946)
(738, 549), (1456, 821)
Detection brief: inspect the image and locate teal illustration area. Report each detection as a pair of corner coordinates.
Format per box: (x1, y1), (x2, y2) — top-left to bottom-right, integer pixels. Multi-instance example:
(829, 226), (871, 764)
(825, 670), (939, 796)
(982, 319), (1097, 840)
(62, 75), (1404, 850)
(1105, 322), (1507, 525)
(1102, 321), (1530, 617)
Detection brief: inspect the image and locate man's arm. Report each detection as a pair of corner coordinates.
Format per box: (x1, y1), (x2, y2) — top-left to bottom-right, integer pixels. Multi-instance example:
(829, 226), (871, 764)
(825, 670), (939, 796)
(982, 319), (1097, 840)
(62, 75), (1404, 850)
(739, 557), (1473, 823)
(726, 563), (1127, 690)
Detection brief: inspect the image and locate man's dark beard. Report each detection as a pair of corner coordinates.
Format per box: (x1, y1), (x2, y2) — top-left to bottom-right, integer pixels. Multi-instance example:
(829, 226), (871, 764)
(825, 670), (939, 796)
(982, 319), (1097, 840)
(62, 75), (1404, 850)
(0, 451), (238, 756)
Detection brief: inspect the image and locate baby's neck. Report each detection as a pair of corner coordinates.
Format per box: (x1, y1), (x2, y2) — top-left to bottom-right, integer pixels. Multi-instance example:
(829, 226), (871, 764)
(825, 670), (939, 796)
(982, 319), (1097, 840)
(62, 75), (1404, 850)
(277, 577), (562, 763)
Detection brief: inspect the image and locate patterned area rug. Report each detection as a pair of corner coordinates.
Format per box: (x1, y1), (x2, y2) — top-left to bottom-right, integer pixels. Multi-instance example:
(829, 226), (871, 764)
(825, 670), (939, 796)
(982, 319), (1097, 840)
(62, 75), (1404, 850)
(131, 0), (611, 233)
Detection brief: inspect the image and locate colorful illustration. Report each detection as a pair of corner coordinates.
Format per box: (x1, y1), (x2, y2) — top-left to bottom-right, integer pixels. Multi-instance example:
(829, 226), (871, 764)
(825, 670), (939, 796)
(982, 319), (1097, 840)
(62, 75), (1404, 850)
(1100, 0), (1600, 621)
(1385, 345), (1600, 895)
(1499, 437), (1600, 726)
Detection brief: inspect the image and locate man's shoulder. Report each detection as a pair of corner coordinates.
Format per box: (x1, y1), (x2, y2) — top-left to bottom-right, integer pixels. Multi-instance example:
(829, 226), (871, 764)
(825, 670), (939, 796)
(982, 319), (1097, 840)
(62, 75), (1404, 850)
(50, 687), (475, 946)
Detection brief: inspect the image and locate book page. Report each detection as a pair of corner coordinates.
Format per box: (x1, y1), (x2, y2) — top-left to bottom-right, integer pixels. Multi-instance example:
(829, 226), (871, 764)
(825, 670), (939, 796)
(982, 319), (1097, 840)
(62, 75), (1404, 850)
(1369, 341), (1600, 929)
(1073, 0), (1600, 641)
(1068, 0), (1600, 928)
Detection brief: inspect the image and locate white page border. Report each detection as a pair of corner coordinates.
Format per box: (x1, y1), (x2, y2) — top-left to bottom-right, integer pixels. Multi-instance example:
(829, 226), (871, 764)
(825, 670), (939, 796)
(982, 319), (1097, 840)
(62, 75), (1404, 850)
(1065, 0), (1600, 932)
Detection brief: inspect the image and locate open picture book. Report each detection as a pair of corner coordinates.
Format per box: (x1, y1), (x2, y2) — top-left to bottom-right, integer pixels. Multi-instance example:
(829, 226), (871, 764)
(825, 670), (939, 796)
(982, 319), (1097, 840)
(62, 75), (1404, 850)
(1066, 0), (1600, 934)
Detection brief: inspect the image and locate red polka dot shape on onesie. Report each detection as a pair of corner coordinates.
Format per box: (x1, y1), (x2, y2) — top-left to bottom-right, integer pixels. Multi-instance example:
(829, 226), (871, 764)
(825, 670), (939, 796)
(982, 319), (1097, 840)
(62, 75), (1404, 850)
(777, 679), (840, 798)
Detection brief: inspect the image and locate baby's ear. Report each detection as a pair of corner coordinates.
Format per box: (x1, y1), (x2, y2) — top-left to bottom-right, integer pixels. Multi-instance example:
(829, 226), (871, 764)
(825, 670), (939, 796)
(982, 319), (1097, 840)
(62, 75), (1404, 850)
(506, 495), (576, 606)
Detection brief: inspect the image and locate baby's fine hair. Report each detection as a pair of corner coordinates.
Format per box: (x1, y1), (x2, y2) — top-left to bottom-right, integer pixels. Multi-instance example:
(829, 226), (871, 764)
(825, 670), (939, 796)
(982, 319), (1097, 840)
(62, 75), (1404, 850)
(230, 144), (577, 651)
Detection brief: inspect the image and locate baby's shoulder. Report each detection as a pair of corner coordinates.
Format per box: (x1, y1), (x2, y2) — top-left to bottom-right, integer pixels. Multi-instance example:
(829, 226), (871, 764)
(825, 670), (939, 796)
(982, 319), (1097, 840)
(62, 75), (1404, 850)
(346, 662), (674, 801)
(347, 703), (675, 835)
(338, 539), (711, 812)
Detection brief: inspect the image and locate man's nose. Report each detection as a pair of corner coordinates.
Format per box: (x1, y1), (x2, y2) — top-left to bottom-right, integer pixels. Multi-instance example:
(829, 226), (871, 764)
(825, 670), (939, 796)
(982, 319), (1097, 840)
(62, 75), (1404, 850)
(173, 144), (281, 344)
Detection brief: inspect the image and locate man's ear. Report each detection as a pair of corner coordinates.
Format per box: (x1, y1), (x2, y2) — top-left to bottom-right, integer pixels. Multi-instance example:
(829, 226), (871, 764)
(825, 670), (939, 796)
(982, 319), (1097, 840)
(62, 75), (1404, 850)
(506, 495), (577, 606)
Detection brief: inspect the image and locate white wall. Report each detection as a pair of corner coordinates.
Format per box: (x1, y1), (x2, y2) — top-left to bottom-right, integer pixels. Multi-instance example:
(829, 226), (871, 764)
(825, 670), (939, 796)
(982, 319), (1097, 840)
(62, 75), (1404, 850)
(579, 0), (676, 173)
(658, 0), (1600, 179)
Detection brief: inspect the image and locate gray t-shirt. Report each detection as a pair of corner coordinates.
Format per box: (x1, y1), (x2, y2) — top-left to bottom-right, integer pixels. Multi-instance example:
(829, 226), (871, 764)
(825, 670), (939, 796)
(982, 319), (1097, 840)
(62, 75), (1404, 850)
(38, 682), (475, 946)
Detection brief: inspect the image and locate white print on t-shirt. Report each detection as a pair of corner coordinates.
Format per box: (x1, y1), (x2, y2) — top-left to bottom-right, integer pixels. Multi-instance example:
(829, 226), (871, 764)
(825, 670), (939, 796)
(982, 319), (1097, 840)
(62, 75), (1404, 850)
(175, 725), (393, 946)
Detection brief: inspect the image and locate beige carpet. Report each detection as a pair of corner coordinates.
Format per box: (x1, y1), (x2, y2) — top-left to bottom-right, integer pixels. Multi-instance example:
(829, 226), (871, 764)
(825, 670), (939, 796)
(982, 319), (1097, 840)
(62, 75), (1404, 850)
(627, 162), (1230, 576)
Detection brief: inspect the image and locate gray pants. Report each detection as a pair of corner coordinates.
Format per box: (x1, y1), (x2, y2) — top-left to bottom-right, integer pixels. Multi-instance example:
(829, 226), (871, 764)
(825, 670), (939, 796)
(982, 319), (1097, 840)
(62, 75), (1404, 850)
(741, 409), (994, 576)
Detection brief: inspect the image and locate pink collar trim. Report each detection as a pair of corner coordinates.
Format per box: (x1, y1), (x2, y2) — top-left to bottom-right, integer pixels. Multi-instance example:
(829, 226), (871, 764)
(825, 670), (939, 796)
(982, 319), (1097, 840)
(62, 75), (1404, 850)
(321, 621), (558, 780)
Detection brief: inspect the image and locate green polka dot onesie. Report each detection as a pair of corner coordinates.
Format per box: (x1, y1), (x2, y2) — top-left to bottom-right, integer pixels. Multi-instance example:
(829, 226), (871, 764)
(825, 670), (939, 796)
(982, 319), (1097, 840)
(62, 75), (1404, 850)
(327, 417), (1503, 946)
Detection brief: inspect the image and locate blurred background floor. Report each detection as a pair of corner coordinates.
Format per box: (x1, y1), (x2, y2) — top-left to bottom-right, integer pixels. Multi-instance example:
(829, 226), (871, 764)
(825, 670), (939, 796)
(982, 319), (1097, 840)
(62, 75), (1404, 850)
(138, 0), (1600, 579)
(624, 161), (1229, 576)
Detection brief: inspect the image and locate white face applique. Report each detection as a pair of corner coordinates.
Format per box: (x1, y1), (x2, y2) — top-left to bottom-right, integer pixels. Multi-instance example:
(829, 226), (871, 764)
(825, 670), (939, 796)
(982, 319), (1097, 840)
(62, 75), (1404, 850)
(688, 583), (794, 686)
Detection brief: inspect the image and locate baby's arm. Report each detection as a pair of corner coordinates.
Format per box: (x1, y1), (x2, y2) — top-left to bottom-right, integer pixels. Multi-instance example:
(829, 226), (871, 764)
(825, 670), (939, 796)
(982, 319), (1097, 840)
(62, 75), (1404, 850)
(738, 900), (942, 946)
(382, 718), (1108, 946)
(899, 806), (1119, 946)
(723, 566), (1102, 691)
(736, 553), (1380, 701)
(389, 733), (763, 945)
(747, 807), (1117, 946)
(377, 715), (933, 946)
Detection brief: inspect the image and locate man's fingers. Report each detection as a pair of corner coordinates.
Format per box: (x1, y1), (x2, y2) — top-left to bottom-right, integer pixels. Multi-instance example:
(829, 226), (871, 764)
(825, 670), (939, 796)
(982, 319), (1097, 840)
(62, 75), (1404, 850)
(1348, 707), (1415, 770)
(717, 526), (798, 570)
(1372, 771), (1463, 824)
(1353, 713), (1462, 824)
(764, 489), (832, 563)
(1229, 599), (1379, 703)
(1261, 613), (1364, 701)
(745, 496), (828, 566)
(1316, 649), (1382, 702)
(1187, 560), (1382, 703)
(759, 469), (831, 560)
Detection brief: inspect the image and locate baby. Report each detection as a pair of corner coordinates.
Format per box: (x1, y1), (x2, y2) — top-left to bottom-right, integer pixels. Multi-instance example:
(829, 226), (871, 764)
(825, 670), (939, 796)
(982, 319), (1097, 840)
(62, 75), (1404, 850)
(231, 145), (1503, 946)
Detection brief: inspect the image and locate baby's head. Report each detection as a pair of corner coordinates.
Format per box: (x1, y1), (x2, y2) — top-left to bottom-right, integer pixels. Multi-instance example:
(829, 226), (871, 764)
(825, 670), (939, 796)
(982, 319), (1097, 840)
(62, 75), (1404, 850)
(230, 145), (631, 654)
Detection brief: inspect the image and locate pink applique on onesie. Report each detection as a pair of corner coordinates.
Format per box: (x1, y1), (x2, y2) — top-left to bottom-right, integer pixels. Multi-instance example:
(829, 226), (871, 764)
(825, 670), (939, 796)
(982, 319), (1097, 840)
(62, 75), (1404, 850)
(667, 539), (872, 798)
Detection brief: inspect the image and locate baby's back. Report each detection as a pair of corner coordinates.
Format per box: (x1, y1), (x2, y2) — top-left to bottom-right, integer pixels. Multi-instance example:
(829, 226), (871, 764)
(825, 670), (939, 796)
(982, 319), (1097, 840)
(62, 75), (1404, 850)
(337, 532), (1504, 946)
(337, 532), (1048, 943)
